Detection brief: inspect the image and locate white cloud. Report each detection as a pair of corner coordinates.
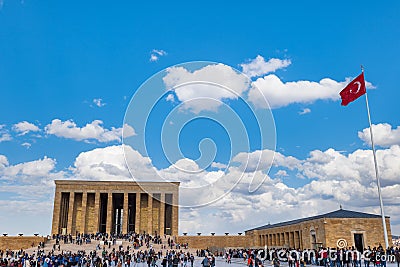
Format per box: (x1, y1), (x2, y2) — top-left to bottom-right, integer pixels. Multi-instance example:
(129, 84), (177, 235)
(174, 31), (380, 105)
(358, 123), (400, 147)
(123, 124), (136, 138)
(0, 154), (9, 168)
(300, 146), (400, 187)
(211, 162), (227, 169)
(21, 142), (32, 149)
(249, 74), (347, 109)
(13, 121), (40, 135)
(163, 64), (250, 113)
(275, 170), (288, 177)
(0, 133), (12, 142)
(166, 93), (175, 102)
(240, 55), (291, 78)
(2, 156), (56, 179)
(73, 145), (132, 181)
(299, 108), (311, 115)
(150, 54), (158, 62)
(0, 154), (65, 192)
(249, 74), (376, 109)
(232, 149), (275, 173)
(93, 98), (106, 107)
(45, 119), (135, 143)
(0, 125), (12, 142)
(149, 49), (167, 62)
(0, 154), (67, 235)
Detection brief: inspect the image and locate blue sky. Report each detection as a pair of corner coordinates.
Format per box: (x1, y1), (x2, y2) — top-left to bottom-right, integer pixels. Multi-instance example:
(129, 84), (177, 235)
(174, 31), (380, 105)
(0, 0), (399, 237)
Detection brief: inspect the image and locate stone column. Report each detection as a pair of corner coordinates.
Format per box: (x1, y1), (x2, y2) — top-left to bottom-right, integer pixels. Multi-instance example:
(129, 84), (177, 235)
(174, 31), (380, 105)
(148, 193), (153, 235)
(284, 232), (288, 247)
(159, 193), (165, 236)
(299, 230), (303, 250)
(106, 193), (113, 234)
(67, 192), (75, 234)
(282, 233), (285, 246)
(93, 192), (100, 233)
(81, 192), (87, 234)
(51, 191), (62, 235)
(172, 193), (179, 237)
(278, 233), (281, 246)
(135, 193), (141, 233)
(122, 192), (129, 234)
(290, 232), (295, 249)
(294, 231), (300, 249)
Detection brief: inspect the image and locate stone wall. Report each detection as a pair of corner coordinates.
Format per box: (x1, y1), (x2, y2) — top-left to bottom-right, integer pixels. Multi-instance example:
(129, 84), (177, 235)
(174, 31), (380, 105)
(324, 217), (392, 248)
(0, 236), (47, 251)
(176, 235), (253, 249)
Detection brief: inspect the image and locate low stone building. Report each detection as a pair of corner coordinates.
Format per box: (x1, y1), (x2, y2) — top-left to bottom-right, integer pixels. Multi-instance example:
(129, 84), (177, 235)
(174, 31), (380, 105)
(245, 209), (392, 250)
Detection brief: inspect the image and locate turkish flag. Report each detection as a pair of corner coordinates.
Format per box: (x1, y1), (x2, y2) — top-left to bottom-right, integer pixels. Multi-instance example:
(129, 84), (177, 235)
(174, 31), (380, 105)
(340, 72), (366, 106)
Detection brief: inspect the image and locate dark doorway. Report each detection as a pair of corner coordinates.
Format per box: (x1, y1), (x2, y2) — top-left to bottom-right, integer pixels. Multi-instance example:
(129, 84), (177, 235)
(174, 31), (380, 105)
(128, 193), (136, 233)
(165, 194), (173, 235)
(99, 193), (108, 233)
(59, 192), (70, 234)
(310, 230), (317, 250)
(113, 193), (124, 235)
(354, 233), (364, 252)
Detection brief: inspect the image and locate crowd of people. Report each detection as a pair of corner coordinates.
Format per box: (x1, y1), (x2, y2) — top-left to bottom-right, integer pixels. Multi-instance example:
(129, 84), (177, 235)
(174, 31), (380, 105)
(1, 234), (400, 267)
(221, 246), (400, 267)
(0, 233), (193, 267)
(0, 248), (196, 267)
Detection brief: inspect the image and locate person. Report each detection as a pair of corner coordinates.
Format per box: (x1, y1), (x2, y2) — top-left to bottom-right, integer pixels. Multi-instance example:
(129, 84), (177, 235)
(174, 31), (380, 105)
(272, 256), (280, 267)
(288, 252), (294, 267)
(151, 257), (158, 267)
(201, 256), (210, 267)
(247, 256), (253, 267)
(300, 257), (306, 267)
(363, 248), (370, 267)
(211, 256), (215, 267)
(190, 254), (194, 267)
(394, 248), (400, 267)
(173, 255), (180, 267)
(162, 257), (168, 267)
(183, 255), (188, 267)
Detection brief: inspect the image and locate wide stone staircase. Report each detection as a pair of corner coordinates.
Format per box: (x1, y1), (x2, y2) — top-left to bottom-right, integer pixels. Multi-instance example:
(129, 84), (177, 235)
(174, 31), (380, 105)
(23, 235), (192, 255)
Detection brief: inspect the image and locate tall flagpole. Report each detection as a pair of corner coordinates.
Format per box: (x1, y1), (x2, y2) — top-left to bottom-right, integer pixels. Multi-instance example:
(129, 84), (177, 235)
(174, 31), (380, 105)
(362, 66), (389, 249)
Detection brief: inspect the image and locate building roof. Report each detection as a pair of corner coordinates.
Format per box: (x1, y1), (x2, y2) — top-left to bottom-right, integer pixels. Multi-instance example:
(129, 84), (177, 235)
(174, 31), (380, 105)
(54, 180), (180, 185)
(246, 209), (388, 232)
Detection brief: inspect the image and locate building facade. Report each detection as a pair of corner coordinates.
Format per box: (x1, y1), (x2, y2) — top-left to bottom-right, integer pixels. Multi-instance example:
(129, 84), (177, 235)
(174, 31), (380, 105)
(245, 209), (392, 250)
(51, 180), (179, 237)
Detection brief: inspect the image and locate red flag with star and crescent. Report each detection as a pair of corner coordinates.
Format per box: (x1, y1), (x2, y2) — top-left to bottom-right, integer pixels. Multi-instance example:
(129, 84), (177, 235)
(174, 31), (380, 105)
(340, 72), (366, 106)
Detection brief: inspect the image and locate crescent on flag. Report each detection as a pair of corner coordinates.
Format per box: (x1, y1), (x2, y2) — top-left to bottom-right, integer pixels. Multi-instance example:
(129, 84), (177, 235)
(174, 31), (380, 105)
(351, 81), (362, 94)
